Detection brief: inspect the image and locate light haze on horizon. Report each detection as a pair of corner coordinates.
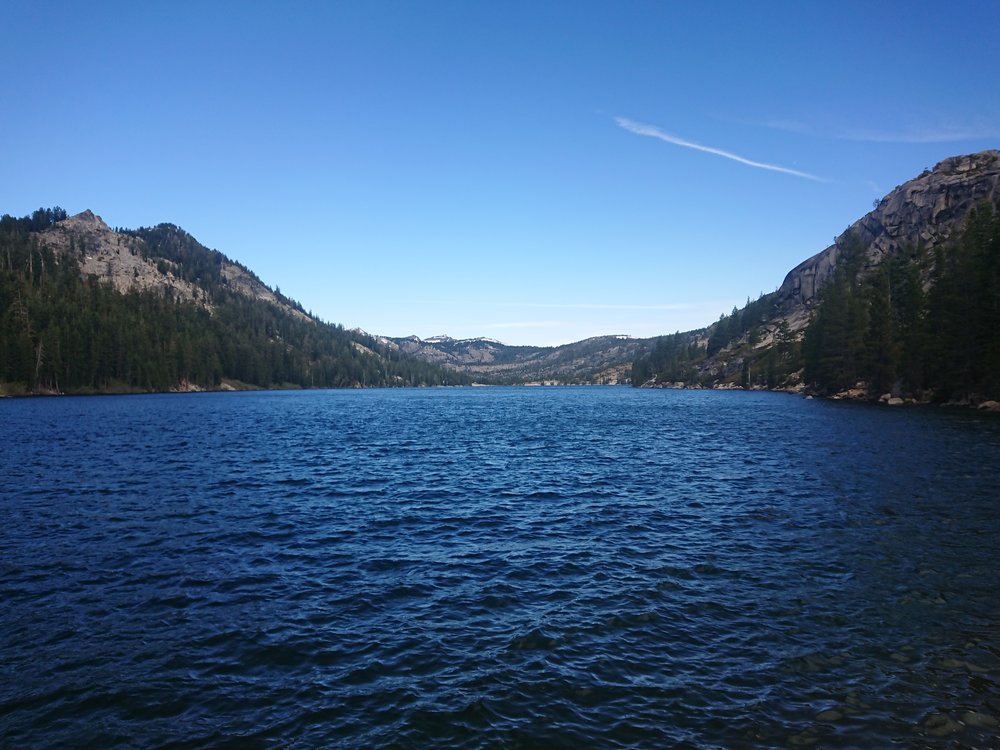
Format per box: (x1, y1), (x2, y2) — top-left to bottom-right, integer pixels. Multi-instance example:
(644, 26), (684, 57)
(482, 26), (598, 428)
(2, 2), (998, 346)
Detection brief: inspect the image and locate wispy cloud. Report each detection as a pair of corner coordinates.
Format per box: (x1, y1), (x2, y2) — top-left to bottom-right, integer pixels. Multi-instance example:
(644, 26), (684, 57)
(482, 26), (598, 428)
(757, 117), (1000, 144)
(406, 299), (700, 312)
(500, 301), (695, 311)
(615, 116), (824, 182)
(840, 124), (1000, 144)
(485, 321), (563, 329)
(758, 119), (817, 136)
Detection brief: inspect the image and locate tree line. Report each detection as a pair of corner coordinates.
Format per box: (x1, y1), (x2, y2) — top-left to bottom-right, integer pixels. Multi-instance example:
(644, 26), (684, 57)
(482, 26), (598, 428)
(803, 203), (1000, 401)
(633, 201), (1000, 402)
(0, 209), (471, 394)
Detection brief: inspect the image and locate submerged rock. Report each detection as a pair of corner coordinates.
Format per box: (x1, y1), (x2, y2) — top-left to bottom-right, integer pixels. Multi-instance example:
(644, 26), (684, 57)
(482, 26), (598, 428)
(788, 730), (819, 746)
(922, 712), (963, 737)
(961, 711), (999, 729)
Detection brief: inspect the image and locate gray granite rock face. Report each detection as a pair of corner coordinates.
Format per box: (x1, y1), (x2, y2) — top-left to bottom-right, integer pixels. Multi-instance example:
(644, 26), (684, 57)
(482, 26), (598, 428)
(776, 151), (1000, 328)
(38, 210), (311, 322)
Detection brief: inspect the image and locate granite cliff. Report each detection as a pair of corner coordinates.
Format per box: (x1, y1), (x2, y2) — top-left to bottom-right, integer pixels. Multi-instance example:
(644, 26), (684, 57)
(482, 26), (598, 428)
(635, 150), (1000, 400)
(777, 150), (1000, 330)
(38, 210), (310, 321)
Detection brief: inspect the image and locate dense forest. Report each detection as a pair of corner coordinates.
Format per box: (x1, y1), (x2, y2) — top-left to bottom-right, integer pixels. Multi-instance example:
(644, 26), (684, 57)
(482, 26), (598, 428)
(5, 197), (998, 400)
(803, 203), (1000, 401)
(630, 331), (704, 387)
(633, 201), (1000, 403)
(630, 293), (801, 390)
(0, 209), (471, 394)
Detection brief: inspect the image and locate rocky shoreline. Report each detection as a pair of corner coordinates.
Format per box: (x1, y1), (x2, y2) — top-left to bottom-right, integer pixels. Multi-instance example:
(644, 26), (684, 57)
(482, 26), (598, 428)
(638, 379), (1000, 411)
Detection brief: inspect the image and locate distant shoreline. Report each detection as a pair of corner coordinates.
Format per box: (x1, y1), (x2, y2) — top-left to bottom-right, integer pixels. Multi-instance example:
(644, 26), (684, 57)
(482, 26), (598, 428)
(4, 381), (999, 411)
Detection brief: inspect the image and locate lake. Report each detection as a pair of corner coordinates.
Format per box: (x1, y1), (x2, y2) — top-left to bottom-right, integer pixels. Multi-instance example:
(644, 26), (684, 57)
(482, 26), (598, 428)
(1, 387), (999, 748)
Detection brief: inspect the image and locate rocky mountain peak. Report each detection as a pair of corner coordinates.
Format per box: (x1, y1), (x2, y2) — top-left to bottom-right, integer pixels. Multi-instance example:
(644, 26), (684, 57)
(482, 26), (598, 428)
(33, 213), (314, 323)
(776, 149), (1000, 329)
(38, 212), (206, 305)
(932, 149), (1000, 175)
(62, 209), (110, 231)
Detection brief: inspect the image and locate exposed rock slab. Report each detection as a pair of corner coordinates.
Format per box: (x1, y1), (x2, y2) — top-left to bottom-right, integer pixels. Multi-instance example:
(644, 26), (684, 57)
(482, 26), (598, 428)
(40, 210), (205, 304)
(777, 150), (1000, 329)
(37, 211), (310, 321)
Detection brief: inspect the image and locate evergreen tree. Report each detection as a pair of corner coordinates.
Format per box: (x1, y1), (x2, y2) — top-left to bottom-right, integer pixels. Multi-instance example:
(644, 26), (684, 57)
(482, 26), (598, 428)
(0, 208), (472, 394)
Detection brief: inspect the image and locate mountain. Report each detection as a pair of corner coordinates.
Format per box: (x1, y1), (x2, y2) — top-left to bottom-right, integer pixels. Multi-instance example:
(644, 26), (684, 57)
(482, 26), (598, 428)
(36, 209), (312, 320)
(7, 150), (997, 398)
(389, 333), (651, 384)
(777, 151), (1000, 330)
(633, 150), (1000, 404)
(0, 209), (470, 394)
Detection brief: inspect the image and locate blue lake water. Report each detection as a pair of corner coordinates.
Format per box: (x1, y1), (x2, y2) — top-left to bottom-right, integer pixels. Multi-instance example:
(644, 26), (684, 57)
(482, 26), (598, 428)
(1, 387), (999, 748)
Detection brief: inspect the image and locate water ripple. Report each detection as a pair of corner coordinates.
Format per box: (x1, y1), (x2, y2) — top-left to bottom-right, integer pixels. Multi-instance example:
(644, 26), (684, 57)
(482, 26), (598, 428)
(2, 388), (999, 747)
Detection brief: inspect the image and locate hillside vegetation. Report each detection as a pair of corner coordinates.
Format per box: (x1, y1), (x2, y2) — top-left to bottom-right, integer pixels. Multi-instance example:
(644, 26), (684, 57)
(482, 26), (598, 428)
(4, 152), (998, 399)
(804, 205), (1000, 401)
(633, 151), (1000, 405)
(390, 334), (649, 385)
(0, 209), (470, 394)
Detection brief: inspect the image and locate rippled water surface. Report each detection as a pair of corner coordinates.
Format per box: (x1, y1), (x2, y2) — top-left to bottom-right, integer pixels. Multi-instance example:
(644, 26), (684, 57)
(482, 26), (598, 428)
(2, 387), (1000, 748)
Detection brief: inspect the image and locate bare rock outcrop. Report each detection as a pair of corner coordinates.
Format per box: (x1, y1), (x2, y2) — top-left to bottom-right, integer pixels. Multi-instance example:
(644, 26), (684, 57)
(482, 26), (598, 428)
(776, 150), (1000, 329)
(40, 210), (206, 304)
(37, 211), (310, 321)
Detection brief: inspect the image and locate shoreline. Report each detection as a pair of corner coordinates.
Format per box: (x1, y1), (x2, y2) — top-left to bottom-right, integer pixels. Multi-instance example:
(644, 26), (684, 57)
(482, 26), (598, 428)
(5, 379), (999, 411)
(637, 380), (1000, 411)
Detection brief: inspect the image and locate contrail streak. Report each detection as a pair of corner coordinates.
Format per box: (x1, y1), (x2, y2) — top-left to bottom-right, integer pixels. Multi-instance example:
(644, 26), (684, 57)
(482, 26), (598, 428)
(616, 117), (824, 182)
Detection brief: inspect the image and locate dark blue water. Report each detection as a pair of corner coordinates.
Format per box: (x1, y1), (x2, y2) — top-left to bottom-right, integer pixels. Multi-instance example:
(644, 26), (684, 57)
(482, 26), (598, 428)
(2, 388), (999, 748)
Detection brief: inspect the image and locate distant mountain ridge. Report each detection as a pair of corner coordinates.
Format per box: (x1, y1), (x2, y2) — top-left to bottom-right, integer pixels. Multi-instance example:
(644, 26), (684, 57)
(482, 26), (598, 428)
(400, 150), (1000, 393)
(387, 333), (650, 384)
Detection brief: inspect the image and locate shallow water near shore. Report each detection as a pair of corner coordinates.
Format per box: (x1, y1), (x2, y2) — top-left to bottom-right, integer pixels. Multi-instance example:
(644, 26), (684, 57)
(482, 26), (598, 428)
(2, 387), (999, 748)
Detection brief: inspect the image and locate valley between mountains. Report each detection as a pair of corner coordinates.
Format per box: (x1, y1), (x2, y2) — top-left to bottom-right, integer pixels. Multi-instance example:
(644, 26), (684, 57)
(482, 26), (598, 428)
(2, 150), (999, 403)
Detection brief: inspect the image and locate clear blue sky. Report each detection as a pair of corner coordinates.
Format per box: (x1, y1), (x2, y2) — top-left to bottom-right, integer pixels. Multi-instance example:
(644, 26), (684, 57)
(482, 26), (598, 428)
(3, 2), (998, 346)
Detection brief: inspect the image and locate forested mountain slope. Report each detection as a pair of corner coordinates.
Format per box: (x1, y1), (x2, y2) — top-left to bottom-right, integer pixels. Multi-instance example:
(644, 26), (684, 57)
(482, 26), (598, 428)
(633, 150), (1000, 404)
(0, 209), (470, 394)
(6, 150), (997, 398)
